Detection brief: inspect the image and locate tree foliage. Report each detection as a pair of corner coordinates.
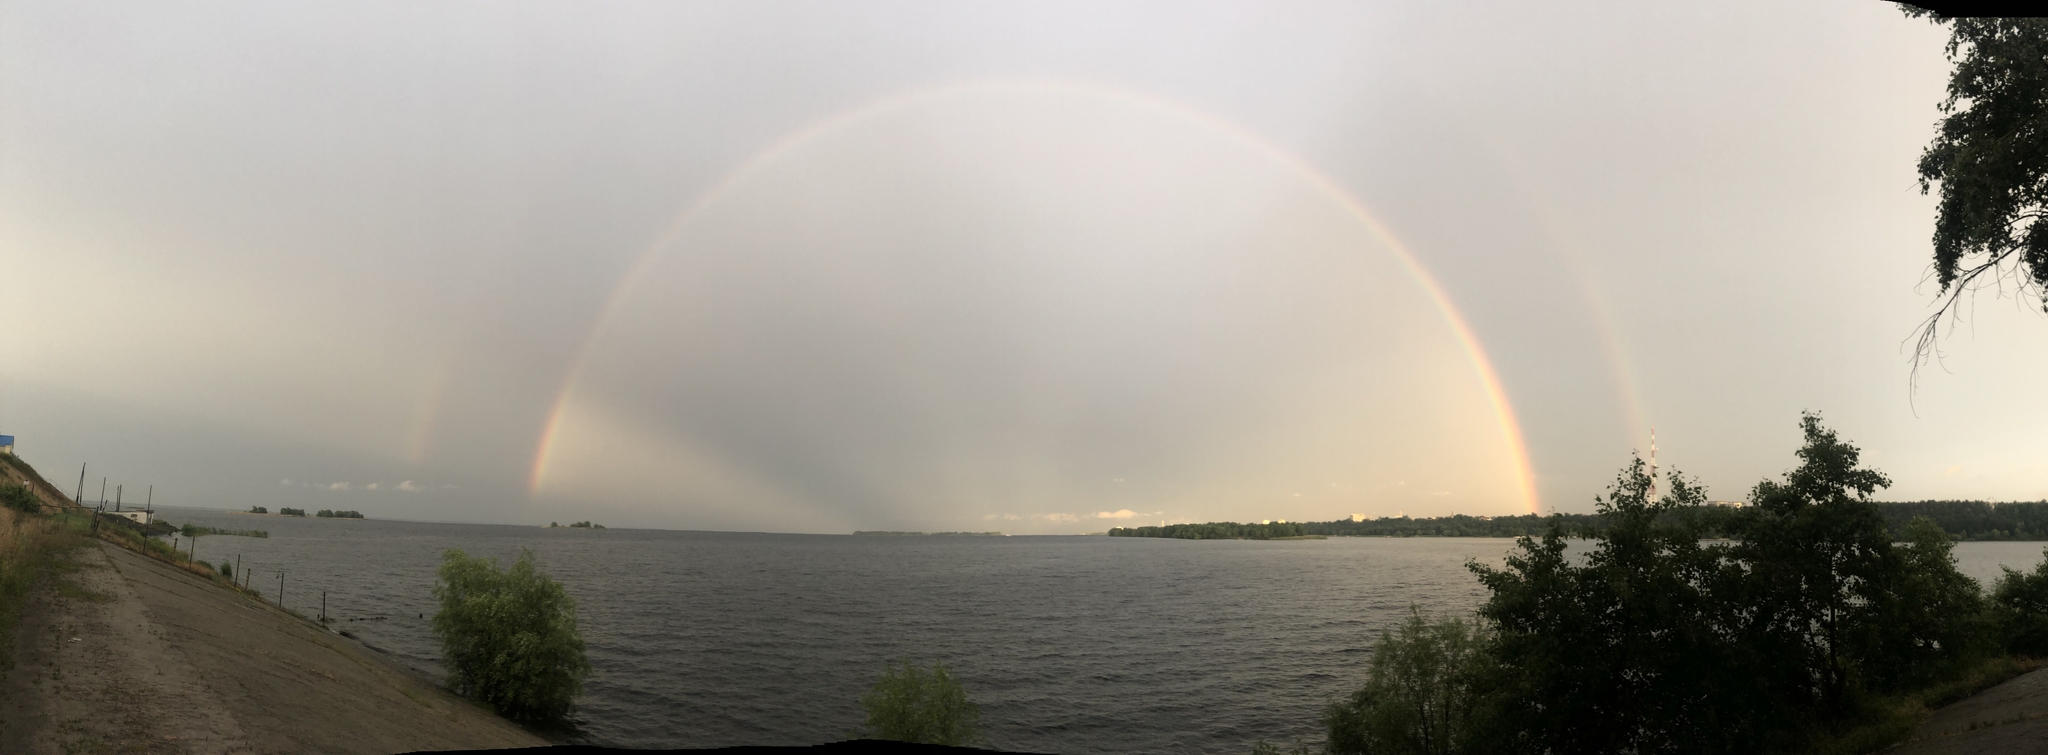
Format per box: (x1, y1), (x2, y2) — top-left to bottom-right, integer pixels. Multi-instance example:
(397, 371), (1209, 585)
(1108, 521), (1305, 539)
(1903, 11), (2048, 368)
(1991, 547), (2048, 655)
(1335, 413), (2001, 755)
(432, 548), (590, 723)
(856, 658), (981, 746)
(1324, 609), (1491, 755)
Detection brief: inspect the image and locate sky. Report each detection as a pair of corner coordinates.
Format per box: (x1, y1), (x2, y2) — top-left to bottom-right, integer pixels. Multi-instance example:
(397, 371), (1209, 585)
(3, 1), (2041, 534)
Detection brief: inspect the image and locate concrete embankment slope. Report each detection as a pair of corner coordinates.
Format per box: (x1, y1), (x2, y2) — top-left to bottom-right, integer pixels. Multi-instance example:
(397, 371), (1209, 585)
(0, 540), (545, 754)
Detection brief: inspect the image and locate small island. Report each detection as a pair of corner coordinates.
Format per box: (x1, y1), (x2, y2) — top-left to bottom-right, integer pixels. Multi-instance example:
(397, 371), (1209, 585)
(548, 521), (606, 529)
(315, 509), (365, 519)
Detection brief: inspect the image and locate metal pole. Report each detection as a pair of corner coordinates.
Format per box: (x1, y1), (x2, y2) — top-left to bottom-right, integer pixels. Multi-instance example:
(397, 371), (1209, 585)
(75, 464), (86, 507)
(278, 570), (285, 606)
(99, 477), (105, 507)
(322, 591), (327, 623)
(115, 485), (121, 512)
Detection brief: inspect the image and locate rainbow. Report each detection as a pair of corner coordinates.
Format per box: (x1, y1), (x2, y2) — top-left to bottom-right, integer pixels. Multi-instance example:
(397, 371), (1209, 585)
(1466, 129), (1649, 450)
(527, 79), (1542, 515)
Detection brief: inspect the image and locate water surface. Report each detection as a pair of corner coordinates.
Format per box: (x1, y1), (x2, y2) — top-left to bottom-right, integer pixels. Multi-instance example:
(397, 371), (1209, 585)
(151, 507), (2048, 754)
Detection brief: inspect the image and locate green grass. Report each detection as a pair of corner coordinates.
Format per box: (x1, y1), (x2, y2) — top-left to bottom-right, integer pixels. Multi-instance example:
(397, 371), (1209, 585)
(0, 506), (93, 670)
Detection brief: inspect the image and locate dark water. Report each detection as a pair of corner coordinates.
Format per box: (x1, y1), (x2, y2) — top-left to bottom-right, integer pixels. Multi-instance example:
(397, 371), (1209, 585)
(149, 507), (2048, 754)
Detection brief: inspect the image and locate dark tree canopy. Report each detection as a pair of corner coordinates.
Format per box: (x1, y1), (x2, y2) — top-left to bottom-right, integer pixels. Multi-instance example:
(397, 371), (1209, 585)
(1905, 11), (2048, 366)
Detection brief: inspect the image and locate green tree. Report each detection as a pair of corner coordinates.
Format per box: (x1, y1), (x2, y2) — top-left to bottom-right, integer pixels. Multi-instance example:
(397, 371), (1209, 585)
(1733, 413), (1900, 714)
(1324, 609), (1490, 755)
(1991, 546), (2048, 655)
(1902, 12), (2048, 368)
(855, 658), (981, 746)
(431, 548), (589, 723)
(1856, 516), (1989, 690)
(1471, 456), (1760, 754)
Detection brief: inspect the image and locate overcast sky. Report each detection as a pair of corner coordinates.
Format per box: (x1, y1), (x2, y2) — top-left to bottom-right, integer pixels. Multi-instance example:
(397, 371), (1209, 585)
(4, 1), (2038, 534)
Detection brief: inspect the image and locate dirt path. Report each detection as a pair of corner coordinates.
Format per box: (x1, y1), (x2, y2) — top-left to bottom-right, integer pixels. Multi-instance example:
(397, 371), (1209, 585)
(1890, 667), (2048, 755)
(0, 540), (546, 754)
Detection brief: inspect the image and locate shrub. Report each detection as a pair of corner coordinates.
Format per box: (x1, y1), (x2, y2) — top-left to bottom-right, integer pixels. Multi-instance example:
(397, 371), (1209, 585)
(1325, 609), (1490, 755)
(0, 482), (39, 514)
(278, 507), (305, 517)
(431, 548), (589, 723)
(249, 506), (267, 514)
(855, 658), (981, 746)
(1992, 547), (2048, 655)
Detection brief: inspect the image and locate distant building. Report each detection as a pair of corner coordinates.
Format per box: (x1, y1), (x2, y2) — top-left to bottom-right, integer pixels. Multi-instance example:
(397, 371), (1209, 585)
(1351, 513), (1366, 522)
(0, 435), (13, 456)
(1707, 500), (1749, 508)
(105, 510), (153, 526)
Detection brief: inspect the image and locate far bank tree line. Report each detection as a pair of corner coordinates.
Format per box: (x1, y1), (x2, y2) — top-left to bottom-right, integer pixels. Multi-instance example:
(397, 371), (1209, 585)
(1112, 501), (2048, 541)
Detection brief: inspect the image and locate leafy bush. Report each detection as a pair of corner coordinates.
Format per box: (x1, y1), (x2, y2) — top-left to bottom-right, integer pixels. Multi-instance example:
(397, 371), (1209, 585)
(249, 506), (267, 514)
(856, 658), (981, 745)
(1992, 548), (2048, 655)
(0, 482), (39, 514)
(278, 507), (305, 517)
(1325, 609), (1490, 755)
(431, 548), (589, 722)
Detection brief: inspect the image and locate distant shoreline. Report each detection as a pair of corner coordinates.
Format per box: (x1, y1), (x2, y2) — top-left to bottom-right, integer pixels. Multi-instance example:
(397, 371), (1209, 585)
(852, 531), (1007, 537)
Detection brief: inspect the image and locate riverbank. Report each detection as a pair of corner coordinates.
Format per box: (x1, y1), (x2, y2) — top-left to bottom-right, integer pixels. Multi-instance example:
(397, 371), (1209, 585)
(0, 533), (544, 753)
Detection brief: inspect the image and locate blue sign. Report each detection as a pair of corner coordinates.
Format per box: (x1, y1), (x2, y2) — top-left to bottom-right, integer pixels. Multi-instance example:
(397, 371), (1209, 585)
(0, 435), (12, 447)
